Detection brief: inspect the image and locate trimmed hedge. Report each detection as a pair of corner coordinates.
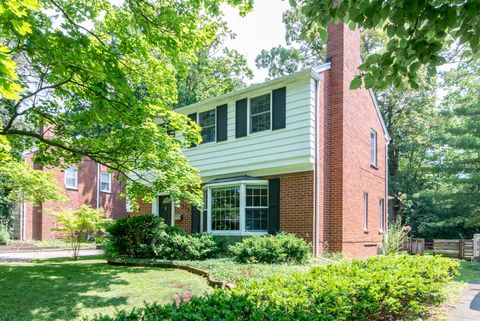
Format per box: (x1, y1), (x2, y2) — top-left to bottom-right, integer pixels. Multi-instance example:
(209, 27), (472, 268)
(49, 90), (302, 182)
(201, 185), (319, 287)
(105, 215), (219, 260)
(90, 255), (458, 321)
(228, 232), (311, 264)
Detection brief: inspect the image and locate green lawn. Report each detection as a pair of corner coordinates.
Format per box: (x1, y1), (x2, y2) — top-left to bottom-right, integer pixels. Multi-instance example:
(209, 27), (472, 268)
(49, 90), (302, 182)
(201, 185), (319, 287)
(116, 257), (331, 282)
(0, 258), (212, 321)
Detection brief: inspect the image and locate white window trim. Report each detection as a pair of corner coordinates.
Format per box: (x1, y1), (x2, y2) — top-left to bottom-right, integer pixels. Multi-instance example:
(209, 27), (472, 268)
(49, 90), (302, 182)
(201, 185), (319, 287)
(64, 166), (78, 189)
(370, 128), (378, 167)
(379, 198), (385, 232)
(247, 93), (273, 135)
(199, 108), (216, 144)
(100, 171), (112, 193)
(203, 180), (269, 236)
(363, 192), (369, 232)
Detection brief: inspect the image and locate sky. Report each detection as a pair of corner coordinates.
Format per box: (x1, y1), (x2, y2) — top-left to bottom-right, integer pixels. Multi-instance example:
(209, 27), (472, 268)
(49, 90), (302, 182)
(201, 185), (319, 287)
(221, 1), (291, 83)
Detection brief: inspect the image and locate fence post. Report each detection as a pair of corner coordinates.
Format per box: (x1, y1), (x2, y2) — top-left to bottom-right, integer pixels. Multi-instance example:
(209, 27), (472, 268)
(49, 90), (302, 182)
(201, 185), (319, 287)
(459, 240), (465, 259)
(474, 234), (480, 259)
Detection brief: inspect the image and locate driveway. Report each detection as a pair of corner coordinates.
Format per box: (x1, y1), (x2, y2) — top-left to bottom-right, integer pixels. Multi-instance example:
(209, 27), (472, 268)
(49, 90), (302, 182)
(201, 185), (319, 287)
(0, 249), (103, 262)
(447, 281), (480, 321)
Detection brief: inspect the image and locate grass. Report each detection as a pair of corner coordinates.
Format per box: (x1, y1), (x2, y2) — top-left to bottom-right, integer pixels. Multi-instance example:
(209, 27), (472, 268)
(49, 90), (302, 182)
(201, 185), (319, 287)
(116, 257), (331, 282)
(0, 257), (212, 321)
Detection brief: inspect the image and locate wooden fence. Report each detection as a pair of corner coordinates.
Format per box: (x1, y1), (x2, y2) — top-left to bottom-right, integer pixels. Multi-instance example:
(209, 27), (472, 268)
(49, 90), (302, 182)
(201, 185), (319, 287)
(407, 235), (480, 260)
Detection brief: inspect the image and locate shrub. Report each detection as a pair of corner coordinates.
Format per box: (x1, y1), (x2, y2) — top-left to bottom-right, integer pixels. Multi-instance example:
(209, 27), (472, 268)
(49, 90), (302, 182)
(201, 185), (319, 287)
(228, 232), (311, 264)
(90, 255), (458, 321)
(106, 215), (167, 258)
(0, 225), (10, 245)
(383, 219), (409, 255)
(106, 215), (219, 260)
(51, 205), (111, 259)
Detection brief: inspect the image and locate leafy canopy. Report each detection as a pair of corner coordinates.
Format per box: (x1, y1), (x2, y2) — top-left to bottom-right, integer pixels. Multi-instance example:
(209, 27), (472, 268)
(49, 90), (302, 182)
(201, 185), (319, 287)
(294, 0), (480, 89)
(0, 0), (252, 207)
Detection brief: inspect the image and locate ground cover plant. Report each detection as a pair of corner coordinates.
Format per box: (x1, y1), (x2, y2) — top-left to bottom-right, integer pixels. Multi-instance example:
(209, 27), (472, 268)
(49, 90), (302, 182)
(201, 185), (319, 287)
(0, 257), (211, 321)
(91, 255), (458, 321)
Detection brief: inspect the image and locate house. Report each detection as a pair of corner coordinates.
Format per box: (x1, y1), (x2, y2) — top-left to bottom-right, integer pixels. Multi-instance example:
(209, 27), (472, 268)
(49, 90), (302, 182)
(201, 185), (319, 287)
(14, 155), (128, 241)
(134, 23), (390, 258)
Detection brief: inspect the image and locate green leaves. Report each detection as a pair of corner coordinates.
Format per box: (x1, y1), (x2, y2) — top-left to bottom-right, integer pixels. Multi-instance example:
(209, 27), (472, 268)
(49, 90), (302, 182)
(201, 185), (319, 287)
(349, 76), (362, 89)
(297, 0), (480, 89)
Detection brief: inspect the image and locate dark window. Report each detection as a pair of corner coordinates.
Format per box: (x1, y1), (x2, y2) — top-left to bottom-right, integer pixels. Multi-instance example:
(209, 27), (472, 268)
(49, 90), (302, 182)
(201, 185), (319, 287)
(245, 185), (268, 231)
(199, 109), (216, 143)
(250, 94), (271, 133)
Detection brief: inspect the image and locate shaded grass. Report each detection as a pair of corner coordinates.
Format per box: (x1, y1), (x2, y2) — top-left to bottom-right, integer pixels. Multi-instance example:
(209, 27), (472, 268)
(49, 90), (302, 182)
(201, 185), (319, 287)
(0, 257), (211, 321)
(116, 257), (330, 282)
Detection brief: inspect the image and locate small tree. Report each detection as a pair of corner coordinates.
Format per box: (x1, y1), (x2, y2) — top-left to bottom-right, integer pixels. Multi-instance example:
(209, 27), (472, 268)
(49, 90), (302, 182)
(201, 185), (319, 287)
(52, 205), (111, 260)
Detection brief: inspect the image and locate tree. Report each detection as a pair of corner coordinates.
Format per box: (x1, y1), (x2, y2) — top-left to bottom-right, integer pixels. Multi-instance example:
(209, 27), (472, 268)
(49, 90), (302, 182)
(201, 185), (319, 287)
(52, 205), (111, 259)
(294, 0), (480, 89)
(405, 61), (480, 239)
(176, 23), (253, 107)
(0, 0), (252, 208)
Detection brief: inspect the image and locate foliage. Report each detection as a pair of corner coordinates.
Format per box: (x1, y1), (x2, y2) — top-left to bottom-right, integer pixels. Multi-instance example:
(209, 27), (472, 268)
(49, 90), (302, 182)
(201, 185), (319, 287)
(0, 0), (253, 209)
(176, 23), (252, 107)
(0, 135), (65, 204)
(0, 184), (15, 228)
(295, 0), (480, 89)
(51, 205), (111, 260)
(383, 220), (409, 255)
(228, 232), (311, 264)
(404, 61), (480, 238)
(0, 224), (10, 245)
(106, 215), (219, 260)
(91, 255), (458, 321)
(154, 229), (219, 261)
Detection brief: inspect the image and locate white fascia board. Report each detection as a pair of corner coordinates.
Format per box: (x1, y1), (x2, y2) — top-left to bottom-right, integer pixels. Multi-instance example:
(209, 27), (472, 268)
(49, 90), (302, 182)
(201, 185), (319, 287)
(368, 88), (391, 142)
(177, 63), (331, 114)
(202, 179), (268, 189)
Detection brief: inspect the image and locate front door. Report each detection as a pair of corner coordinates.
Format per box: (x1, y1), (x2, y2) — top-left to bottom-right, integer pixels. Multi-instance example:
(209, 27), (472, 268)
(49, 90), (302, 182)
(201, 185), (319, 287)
(158, 195), (172, 226)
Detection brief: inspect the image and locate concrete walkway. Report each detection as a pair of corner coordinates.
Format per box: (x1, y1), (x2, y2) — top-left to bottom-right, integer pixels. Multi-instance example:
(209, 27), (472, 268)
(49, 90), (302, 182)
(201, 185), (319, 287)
(446, 281), (480, 321)
(0, 249), (103, 262)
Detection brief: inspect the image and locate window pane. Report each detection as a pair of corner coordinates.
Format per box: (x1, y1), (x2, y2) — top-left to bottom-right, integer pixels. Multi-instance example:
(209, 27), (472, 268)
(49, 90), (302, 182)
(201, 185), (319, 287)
(245, 208), (268, 231)
(250, 94), (270, 133)
(199, 110), (216, 143)
(211, 186), (240, 231)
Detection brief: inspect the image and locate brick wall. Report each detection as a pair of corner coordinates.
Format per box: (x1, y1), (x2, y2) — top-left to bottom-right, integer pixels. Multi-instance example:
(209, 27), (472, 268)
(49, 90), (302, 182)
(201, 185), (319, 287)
(23, 155), (128, 240)
(323, 23), (387, 258)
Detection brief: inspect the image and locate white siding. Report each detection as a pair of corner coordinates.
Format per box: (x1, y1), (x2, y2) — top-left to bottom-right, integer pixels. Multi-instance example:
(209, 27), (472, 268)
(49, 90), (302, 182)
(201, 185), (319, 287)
(178, 75), (315, 180)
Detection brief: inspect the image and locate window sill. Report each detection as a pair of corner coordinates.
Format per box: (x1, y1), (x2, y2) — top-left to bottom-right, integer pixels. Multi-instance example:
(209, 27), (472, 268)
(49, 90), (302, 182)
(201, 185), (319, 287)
(65, 186), (78, 191)
(100, 190), (112, 194)
(210, 231), (268, 237)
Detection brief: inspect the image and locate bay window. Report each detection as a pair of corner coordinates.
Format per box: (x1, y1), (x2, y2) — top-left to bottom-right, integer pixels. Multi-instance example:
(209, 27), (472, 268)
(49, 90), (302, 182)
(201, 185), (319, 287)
(205, 180), (269, 235)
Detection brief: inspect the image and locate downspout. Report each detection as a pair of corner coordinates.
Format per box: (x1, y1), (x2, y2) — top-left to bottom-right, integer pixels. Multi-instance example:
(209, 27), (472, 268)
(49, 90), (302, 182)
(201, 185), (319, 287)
(96, 163), (100, 209)
(314, 78), (320, 257)
(384, 138), (390, 241)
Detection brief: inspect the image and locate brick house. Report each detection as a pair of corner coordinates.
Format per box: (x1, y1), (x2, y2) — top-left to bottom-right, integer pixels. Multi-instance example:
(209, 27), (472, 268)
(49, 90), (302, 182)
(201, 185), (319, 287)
(15, 155), (128, 241)
(133, 23), (390, 258)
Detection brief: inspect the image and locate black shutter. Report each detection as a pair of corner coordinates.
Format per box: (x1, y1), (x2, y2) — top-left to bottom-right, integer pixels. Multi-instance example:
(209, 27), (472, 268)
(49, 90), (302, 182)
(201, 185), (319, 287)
(235, 98), (248, 138)
(216, 104), (228, 142)
(191, 205), (201, 234)
(187, 112), (198, 147)
(268, 178), (280, 234)
(202, 211), (208, 232)
(272, 87), (286, 130)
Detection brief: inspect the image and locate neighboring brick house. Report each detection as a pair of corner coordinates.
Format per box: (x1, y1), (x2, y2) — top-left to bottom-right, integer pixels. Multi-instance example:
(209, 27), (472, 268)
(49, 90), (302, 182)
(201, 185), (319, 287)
(134, 23), (390, 258)
(16, 155), (128, 240)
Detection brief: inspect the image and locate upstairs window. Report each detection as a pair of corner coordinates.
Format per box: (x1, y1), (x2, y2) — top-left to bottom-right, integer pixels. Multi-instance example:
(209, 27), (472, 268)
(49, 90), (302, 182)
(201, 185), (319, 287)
(100, 171), (112, 192)
(250, 94), (271, 133)
(199, 109), (216, 143)
(65, 166), (78, 189)
(370, 129), (377, 167)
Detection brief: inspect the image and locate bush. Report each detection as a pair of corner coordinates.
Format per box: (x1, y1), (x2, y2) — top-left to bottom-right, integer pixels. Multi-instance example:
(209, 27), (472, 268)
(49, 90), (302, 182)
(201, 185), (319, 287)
(383, 219), (409, 255)
(228, 232), (311, 264)
(106, 215), (218, 260)
(0, 225), (10, 245)
(90, 255), (458, 321)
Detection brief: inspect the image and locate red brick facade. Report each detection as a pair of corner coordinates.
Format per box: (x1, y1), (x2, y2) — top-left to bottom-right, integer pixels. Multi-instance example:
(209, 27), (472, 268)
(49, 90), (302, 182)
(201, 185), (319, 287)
(22, 156), (128, 240)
